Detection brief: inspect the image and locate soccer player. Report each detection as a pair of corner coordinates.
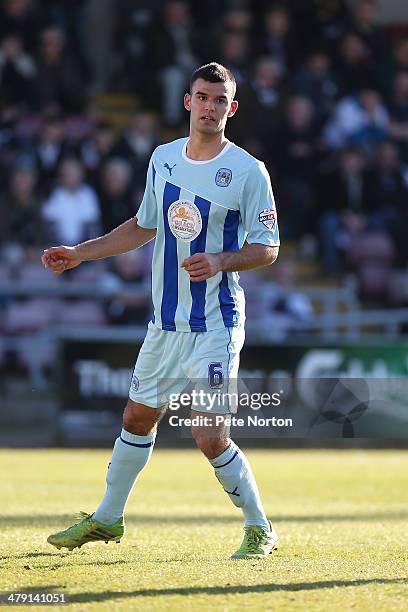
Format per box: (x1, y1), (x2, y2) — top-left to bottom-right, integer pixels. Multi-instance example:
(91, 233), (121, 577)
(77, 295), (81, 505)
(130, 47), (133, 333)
(42, 63), (280, 559)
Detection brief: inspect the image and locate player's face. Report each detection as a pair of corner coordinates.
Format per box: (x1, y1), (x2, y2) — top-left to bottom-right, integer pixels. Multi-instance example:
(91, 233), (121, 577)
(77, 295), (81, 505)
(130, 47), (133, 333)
(184, 79), (238, 135)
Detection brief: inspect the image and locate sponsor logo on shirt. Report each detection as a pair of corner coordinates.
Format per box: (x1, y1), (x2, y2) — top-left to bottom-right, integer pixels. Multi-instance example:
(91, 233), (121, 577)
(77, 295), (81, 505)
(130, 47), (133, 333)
(258, 208), (276, 230)
(164, 163), (177, 176)
(215, 168), (232, 187)
(168, 199), (202, 242)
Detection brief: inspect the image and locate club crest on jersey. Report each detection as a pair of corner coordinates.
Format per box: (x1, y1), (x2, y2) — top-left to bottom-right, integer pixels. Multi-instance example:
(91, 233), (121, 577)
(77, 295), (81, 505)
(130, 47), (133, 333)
(168, 199), (202, 242)
(258, 208), (276, 230)
(215, 167), (232, 187)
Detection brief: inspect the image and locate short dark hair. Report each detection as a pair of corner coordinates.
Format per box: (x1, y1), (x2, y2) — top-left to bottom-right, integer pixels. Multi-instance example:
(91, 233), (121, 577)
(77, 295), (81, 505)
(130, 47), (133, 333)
(190, 62), (236, 98)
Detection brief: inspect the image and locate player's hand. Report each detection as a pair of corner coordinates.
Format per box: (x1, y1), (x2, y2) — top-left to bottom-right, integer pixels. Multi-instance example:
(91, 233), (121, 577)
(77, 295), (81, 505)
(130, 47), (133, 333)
(41, 245), (82, 275)
(181, 253), (222, 282)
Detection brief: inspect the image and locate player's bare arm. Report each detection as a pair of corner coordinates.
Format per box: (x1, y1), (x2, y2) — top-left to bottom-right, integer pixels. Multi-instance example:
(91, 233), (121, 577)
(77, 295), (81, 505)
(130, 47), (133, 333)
(181, 243), (279, 282)
(41, 219), (156, 275)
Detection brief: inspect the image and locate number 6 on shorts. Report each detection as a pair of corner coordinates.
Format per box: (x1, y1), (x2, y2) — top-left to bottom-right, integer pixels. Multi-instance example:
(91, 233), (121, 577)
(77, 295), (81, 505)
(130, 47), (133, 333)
(208, 362), (224, 389)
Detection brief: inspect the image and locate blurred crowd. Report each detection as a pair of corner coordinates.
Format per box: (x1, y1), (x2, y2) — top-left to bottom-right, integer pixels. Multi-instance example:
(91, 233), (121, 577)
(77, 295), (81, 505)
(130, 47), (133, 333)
(1, 0), (408, 350)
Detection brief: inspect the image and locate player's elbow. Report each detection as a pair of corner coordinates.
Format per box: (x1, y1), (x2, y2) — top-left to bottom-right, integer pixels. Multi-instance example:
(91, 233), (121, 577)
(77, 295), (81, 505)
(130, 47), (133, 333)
(265, 246), (279, 265)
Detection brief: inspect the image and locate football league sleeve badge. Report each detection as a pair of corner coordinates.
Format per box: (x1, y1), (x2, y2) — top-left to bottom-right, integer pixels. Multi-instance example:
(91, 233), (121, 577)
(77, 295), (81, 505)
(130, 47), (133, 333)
(258, 208), (276, 230)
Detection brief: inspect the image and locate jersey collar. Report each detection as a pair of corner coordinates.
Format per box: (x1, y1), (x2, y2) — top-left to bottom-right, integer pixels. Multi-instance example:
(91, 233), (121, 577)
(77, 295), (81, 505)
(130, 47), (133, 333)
(182, 140), (232, 165)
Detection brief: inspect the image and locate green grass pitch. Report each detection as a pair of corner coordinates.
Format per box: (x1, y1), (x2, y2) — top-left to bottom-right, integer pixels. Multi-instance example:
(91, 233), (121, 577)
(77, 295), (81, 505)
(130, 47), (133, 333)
(1, 448), (407, 611)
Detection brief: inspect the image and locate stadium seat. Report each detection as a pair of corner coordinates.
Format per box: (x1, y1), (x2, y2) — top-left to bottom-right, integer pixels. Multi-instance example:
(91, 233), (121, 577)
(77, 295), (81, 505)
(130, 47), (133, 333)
(18, 262), (61, 285)
(350, 232), (396, 298)
(68, 261), (108, 282)
(388, 270), (408, 305)
(16, 338), (57, 372)
(3, 298), (62, 334)
(351, 232), (396, 264)
(56, 300), (107, 326)
(63, 115), (96, 142)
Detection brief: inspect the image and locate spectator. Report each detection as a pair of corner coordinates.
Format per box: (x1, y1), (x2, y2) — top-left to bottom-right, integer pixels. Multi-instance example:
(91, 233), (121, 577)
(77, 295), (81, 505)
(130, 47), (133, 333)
(147, 1), (198, 127)
(349, 90), (390, 156)
(41, 0), (89, 77)
(335, 33), (377, 95)
(324, 88), (389, 153)
(256, 4), (294, 77)
(189, 0), (227, 30)
(80, 121), (118, 183)
(317, 147), (369, 273)
(218, 31), (250, 88)
(41, 157), (101, 245)
(271, 96), (319, 239)
(111, 2), (155, 93)
(220, 7), (253, 37)
(0, 164), (43, 247)
(268, 256), (314, 324)
(35, 26), (86, 113)
(97, 158), (135, 234)
(240, 259), (314, 341)
(365, 141), (407, 243)
(291, 50), (339, 121)
(319, 142), (406, 274)
(379, 36), (408, 98)
(112, 111), (158, 195)
(34, 112), (69, 193)
(288, 0), (350, 57)
(0, 0), (43, 53)
(105, 250), (151, 325)
(388, 71), (408, 164)
(207, 7), (254, 67)
(349, 0), (390, 63)
(0, 34), (37, 116)
(227, 56), (283, 155)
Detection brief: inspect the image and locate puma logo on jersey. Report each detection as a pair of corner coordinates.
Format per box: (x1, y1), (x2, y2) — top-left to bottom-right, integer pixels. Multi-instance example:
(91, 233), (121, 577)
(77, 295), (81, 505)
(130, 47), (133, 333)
(164, 163), (177, 176)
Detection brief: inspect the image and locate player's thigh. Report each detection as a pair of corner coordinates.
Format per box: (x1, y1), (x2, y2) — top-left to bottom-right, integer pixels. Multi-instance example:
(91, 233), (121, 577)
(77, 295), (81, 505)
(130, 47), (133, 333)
(184, 325), (245, 414)
(129, 323), (187, 408)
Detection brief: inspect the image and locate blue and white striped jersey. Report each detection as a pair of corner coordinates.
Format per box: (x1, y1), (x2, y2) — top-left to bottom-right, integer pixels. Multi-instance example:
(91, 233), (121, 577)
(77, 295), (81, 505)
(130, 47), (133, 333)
(136, 137), (280, 332)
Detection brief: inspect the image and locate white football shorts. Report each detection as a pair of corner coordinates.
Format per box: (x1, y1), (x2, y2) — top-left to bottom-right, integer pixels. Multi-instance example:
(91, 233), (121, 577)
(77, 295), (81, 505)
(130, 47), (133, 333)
(128, 321), (245, 413)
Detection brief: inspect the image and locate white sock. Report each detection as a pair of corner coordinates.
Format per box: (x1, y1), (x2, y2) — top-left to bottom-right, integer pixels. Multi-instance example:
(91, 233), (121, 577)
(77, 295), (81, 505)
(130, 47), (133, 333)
(93, 428), (155, 524)
(210, 440), (269, 532)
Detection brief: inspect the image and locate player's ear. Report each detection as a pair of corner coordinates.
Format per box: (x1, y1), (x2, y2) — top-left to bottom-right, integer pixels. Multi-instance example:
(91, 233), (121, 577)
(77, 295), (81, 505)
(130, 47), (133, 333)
(184, 93), (191, 112)
(228, 100), (238, 117)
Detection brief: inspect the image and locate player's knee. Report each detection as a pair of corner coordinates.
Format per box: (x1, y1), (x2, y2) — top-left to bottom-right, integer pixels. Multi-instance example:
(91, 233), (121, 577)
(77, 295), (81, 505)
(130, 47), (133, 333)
(194, 434), (230, 459)
(123, 413), (154, 436)
(123, 400), (159, 436)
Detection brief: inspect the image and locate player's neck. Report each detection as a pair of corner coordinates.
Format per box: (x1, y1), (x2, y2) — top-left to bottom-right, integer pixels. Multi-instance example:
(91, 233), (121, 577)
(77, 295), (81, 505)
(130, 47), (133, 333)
(186, 132), (229, 161)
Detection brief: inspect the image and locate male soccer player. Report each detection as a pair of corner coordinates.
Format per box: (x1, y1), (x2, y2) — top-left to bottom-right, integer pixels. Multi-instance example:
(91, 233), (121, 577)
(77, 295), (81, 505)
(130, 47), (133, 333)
(42, 63), (280, 559)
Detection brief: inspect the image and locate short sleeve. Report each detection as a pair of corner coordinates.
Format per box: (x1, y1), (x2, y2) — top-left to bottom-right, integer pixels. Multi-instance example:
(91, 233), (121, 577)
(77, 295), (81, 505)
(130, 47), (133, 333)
(240, 162), (280, 246)
(136, 155), (157, 229)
